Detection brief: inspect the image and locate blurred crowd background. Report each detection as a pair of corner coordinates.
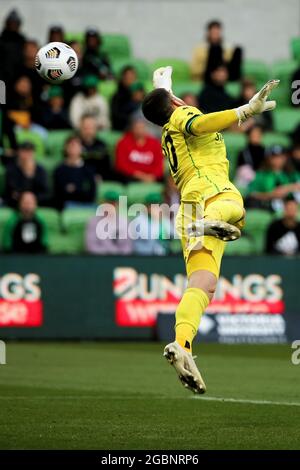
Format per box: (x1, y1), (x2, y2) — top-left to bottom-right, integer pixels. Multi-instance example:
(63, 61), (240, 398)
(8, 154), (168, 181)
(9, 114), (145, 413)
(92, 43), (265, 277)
(1, 9), (300, 257)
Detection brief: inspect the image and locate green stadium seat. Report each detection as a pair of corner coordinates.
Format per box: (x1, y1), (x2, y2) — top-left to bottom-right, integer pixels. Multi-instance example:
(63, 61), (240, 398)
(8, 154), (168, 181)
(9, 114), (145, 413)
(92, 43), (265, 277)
(0, 207), (14, 251)
(172, 81), (202, 98)
(242, 59), (270, 84)
(290, 38), (300, 61)
(0, 164), (5, 197)
(16, 130), (45, 160)
(98, 80), (117, 101)
(45, 130), (72, 160)
(112, 58), (150, 82)
(262, 132), (291, 149)
(36, 208), (61, 250)
(151, 59), (190, 82)
(97, 130), (122, 162)
(97, 181), (125, 203)
(48, 233), (74, 254)
(223, 132), (247, 179)
(64, 32), (85, 46)
(273, 108), (300, 134)
(127, 182), (163, 204)
(225, 82), (241, 99)
(102, 34), (132, 60)
(272, 59), (298, 83)
(224, 236), (255, 256)
(243, 209), (274, 254)
(62, 207), (96, 253)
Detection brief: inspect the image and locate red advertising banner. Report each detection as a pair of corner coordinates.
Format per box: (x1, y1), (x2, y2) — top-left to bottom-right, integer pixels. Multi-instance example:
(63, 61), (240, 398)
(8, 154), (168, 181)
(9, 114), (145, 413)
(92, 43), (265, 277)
(114, 268), (285, 327)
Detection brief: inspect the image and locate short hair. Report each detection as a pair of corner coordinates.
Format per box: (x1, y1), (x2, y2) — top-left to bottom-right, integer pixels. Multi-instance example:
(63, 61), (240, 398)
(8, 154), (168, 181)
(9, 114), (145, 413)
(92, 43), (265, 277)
(142, 88), (173, 127)
(207, 20), (222, 30)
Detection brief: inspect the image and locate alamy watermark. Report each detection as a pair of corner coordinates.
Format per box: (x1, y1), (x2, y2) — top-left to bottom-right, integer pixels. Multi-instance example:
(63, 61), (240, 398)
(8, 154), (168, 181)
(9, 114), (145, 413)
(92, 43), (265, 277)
(291, 340), (300, 365)
(0, 80), (6, 104)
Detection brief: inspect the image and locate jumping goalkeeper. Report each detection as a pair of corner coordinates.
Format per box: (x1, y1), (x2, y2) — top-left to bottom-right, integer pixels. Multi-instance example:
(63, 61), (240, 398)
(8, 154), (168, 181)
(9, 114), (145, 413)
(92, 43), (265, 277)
(142, 66), (279, 394)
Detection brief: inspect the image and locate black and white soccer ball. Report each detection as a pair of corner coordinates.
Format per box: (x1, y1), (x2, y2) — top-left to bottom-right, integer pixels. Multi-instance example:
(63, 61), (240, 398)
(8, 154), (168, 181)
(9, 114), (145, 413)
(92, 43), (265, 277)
(35, 42), (78, 84)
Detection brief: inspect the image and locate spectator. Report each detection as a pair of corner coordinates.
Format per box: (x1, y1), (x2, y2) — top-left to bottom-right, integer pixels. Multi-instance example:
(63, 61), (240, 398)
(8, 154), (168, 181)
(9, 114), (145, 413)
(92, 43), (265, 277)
(18, 39), (44, 108)
(115, 117), (164, 183)
(69, 75), (110, 130)
(79, 114), (113, 179)
(198, 64), (233, 113)
(48, 24), (65, 43)
(235, 125), (266, 188)
(234, 79), (273, 131)
(0, 9), (25, 85)
(2, 191), (48, 253)
(191, 20), (242, 82)
(4, 142), (48, 207)
(132, 193), (168, 256)
(180, 93), (199, 108)
(247, 145), (300, 212)
(62, 40), (84, 105)
(7, 75), (45, 136)
(54, 135), (96, 209)
(41, 86), (70, 130)
(111, 65), (138, 131)
(85, 190), (132, 255)
(82, 28), (112, 80)
(265, 196), (300, 255)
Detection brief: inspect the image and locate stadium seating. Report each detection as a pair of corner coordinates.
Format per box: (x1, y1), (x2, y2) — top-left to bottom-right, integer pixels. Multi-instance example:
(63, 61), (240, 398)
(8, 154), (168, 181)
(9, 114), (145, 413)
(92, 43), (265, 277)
(102, 34), (132, 61)
(97, 181), (125, 202)
(0, 207), (14, 251)
(262, 132), (291, 148)
(61, 207), (96, 254)
(242, 59), (270, 84)
(98, 80), (117, 101)
(16, 129), (46, 160)
(223, 132), (247, 179)
(45, 129), (72, 160)
(225, 82), (241, 98)
(127, 182), (163, 204)
(273, 108), (300, 133)
(172, 81), (202, 97)
(243, 209), (274, 254)
(111, 58), (151, 82)
(290, 37), (300, 61)
(151, 59), (190, 82)
(97, 130), (122, 162)
(224, 235), (255, 256)
(37, 207), (61, 247)
(64, 32), (84, 46)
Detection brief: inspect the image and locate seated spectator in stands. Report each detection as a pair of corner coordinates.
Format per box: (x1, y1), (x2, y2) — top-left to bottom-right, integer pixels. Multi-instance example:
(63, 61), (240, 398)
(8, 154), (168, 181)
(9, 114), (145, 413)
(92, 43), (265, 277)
(191, 20), (242, 82)
(82, 28), (112, 80)
(180, 93), (199, 108)
(18, 39), (44, 108)
(198, 64), (233, 113)
(111, 65), (138, 131)
(48, 24), (65, 43)
(2, 191), (48, 253)
(265, 196), (300, 255)
(85, 190), (132, 255)
(247, 145), (300, 212)
(0, 112), (18, 165)
(115, 117), (163, 183)
(41, 86), (70, 130)
(70, 75), (110, 130)
(54, 135), (96, 209)
(132, 193), (168, 256)
(0, 9), (25, 85)
(62, 40), (84, 105)
(290, 143), (300, 174)
(78, 114), (113, 179)
(235, 125), (266, 188)
(4, 142), (48, 207)
(7, 75), (45, 137)
(234, 79), (273, 131)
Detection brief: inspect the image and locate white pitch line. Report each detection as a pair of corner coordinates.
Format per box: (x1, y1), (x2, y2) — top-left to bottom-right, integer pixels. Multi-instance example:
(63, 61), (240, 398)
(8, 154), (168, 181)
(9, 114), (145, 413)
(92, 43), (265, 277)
(193, 396), (300, 407)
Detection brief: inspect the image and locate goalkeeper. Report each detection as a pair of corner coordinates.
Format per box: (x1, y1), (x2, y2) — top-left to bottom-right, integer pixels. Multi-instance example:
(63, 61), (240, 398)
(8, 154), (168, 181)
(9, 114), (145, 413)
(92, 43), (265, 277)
(142, 66), (279, 394)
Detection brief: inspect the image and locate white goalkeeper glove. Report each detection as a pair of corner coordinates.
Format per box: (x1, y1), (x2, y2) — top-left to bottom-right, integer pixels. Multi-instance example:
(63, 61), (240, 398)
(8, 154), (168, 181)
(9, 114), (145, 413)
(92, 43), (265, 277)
(153, 66), (173, 92)
(235, 79), (280, 124)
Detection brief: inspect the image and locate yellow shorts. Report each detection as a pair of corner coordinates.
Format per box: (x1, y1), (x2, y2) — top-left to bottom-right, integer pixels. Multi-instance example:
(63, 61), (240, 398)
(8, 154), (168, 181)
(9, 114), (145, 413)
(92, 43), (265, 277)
(176, 176), (243, 279)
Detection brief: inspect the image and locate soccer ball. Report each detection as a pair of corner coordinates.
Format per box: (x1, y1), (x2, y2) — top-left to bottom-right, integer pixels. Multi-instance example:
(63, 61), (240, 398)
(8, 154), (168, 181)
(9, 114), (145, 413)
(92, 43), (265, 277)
(35, 42), (78, 84)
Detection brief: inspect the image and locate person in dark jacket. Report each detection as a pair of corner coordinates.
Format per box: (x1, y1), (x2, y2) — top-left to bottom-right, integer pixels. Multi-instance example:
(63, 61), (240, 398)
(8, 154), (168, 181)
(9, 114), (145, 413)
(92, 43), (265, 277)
(41, 86), (70, 130)
(111, 65), (138, 130)
(4, 141), (48, 207)
(0, 10), (25, 85)
(81, 28), (112, 80)
(265, 196), (300, 255)
(54, 135), (96, 209)
(198, 63), (234, 113)
(2, 191), (48, 253)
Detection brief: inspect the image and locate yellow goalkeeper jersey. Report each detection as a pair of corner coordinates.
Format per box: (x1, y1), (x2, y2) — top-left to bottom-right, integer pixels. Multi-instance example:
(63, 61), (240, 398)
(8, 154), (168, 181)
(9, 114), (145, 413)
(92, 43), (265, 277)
(161, 105), (230, 194)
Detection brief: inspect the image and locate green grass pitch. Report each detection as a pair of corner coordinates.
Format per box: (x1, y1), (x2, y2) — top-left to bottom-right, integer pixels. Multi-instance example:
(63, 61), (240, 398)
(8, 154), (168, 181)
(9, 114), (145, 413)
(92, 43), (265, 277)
(0, 342), (299, 450)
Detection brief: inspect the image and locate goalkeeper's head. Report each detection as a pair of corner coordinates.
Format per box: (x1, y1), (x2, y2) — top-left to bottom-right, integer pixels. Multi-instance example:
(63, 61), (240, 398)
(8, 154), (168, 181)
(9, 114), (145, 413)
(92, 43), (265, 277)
(142, 88), (183, 126)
